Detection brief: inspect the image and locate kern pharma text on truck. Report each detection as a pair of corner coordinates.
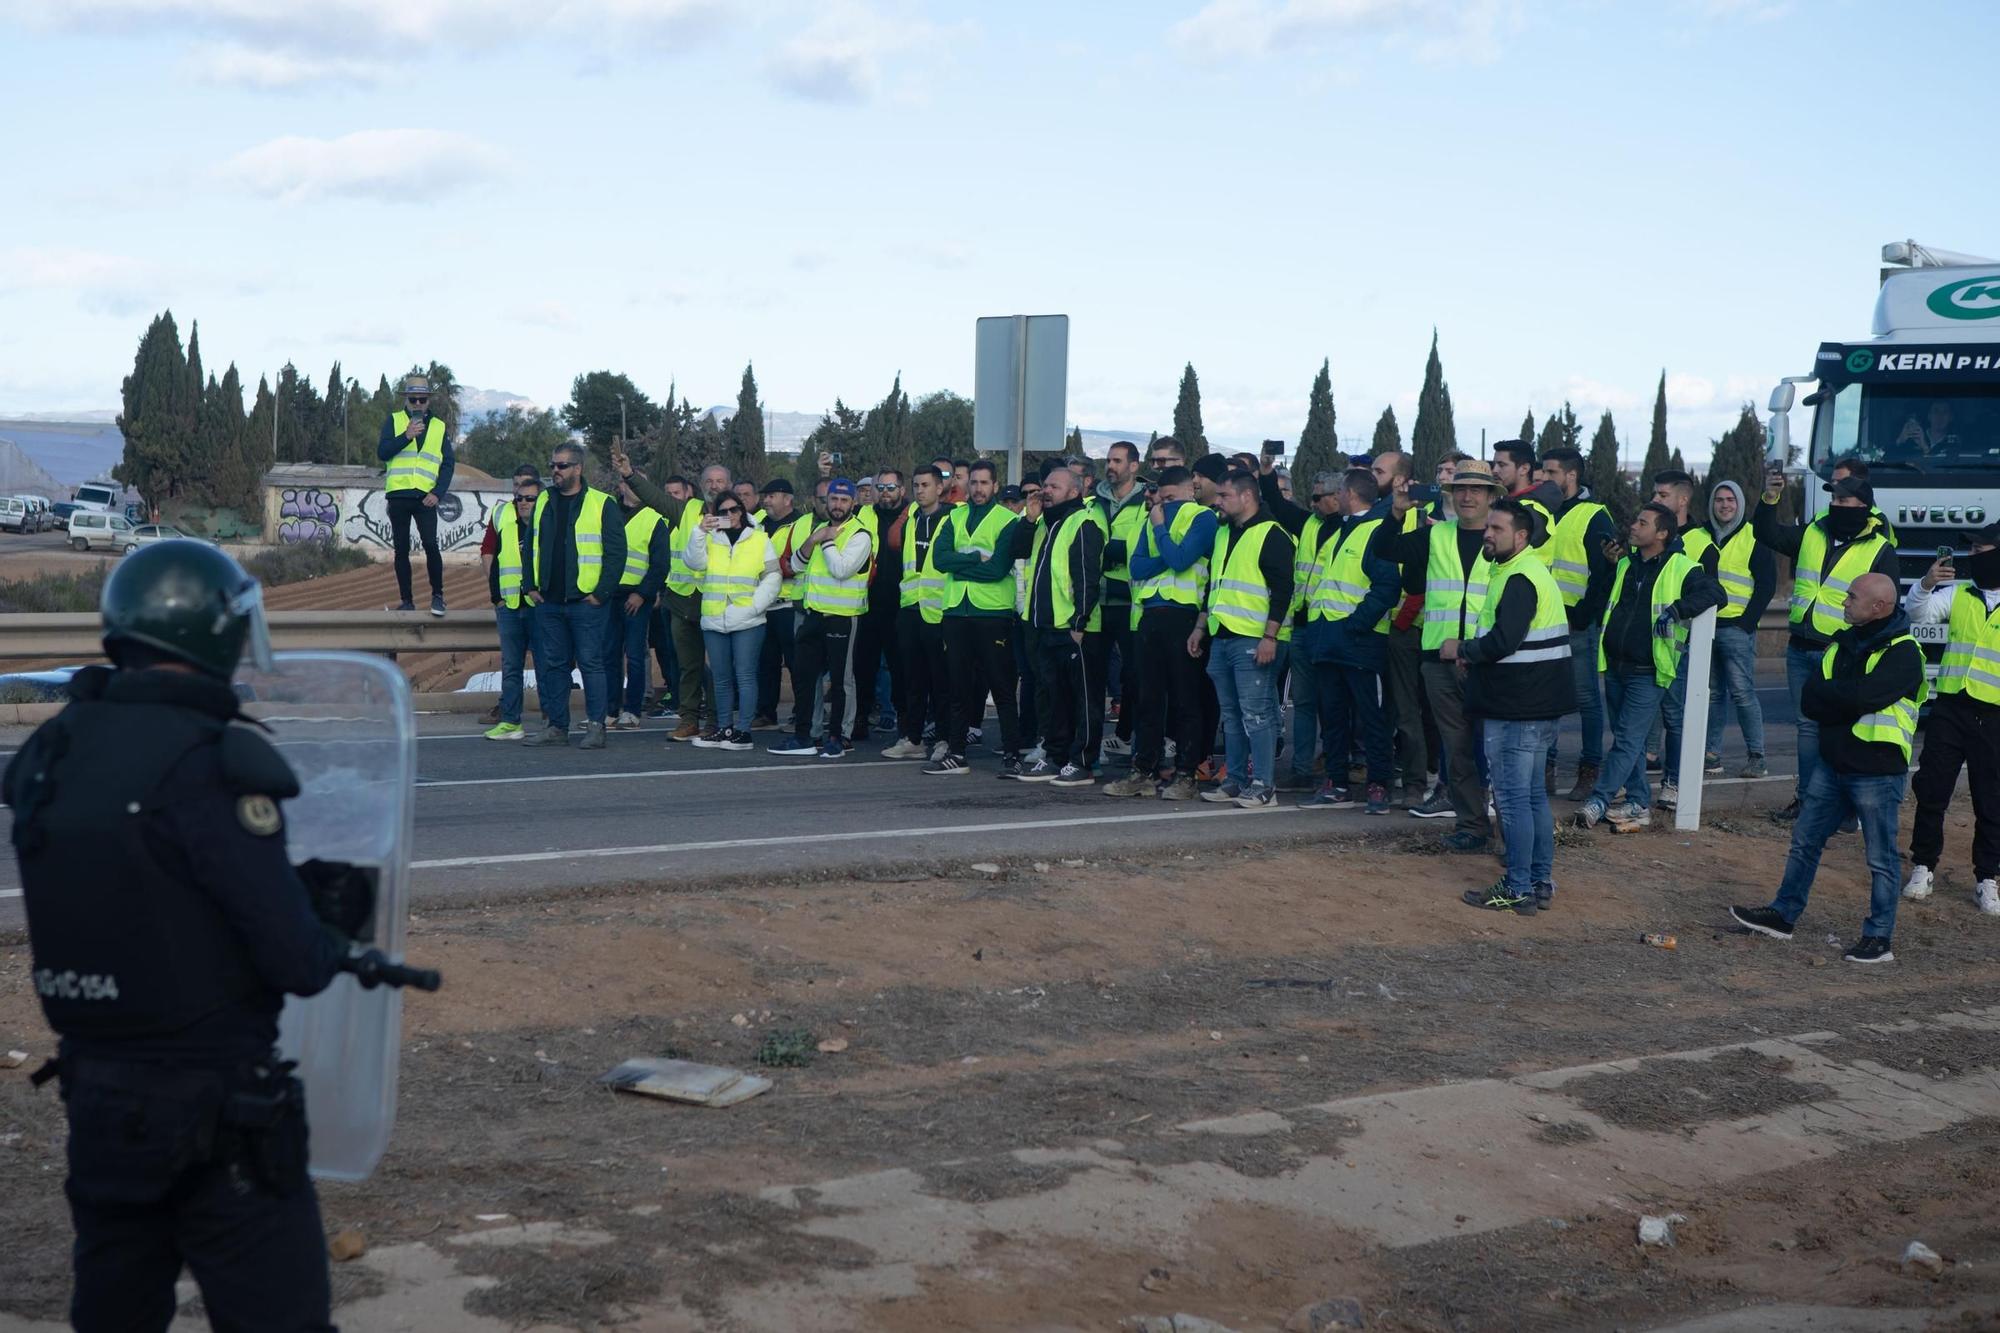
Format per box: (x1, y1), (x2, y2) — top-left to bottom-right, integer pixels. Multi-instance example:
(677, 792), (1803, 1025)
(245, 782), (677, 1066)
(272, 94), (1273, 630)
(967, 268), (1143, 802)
(1767, 241), (2000, 659)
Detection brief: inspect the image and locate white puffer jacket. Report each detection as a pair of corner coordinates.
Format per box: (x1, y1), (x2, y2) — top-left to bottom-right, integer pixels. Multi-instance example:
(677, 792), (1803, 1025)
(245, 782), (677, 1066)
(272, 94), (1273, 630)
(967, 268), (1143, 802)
(683, 524), (781, 633)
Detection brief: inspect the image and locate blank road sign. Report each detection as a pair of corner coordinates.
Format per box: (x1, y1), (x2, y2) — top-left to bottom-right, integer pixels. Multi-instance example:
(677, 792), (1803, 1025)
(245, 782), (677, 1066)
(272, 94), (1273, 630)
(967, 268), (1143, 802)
(974, 315), (1069, 457)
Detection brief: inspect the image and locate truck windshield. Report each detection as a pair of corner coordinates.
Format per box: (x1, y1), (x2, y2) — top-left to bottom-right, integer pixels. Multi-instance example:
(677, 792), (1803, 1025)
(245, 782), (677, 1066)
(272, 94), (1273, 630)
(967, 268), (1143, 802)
(75, 485), (115, 506)
(1811, 381), (2000, 471)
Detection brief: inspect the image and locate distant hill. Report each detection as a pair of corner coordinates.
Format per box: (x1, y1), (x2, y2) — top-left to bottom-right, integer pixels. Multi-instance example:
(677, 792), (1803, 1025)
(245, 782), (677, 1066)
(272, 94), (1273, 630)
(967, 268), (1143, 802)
(0, 420), (122, 488)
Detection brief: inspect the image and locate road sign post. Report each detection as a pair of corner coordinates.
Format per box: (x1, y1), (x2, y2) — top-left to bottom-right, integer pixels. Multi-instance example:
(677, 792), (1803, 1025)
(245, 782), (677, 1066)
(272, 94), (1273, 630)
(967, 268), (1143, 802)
(975, 315), (1069, 484)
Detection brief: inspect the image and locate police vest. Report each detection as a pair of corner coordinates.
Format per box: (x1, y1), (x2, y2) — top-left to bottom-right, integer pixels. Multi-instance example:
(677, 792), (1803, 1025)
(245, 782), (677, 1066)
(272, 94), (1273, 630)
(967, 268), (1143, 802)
(620, 508), (667, 589)
(665, 502), (704, 598)
(901, 505), (949, 623)
(14, 698), (277, 1040)
(1545, 499), (1605, 605)
(385, 412), (446, 494)
(1825, 634), (1928, 763)
(489, 500), (526, 609)
(699, 528), (773, 617)
(1029, 508), (1102, 632)
(531, 488), (613, 598)
(1421, 522), (1491, 652)
(1103, 492), (1148, 594)
(1598, 552), (1697, 688)
(804, 518), (869, 617)
(941, 504), (1019, 614)
(1132, 502), (1206, 630)
(1306, 516), (1387, 635)
(1937, 584), (2000, 705)
(1790, 519), (1891, 638)
(1477, 553), (1571, 664)
(1712, 526), (1756, 622)
(1208, 518), (1292, 639)
(778, 512), (815, 603)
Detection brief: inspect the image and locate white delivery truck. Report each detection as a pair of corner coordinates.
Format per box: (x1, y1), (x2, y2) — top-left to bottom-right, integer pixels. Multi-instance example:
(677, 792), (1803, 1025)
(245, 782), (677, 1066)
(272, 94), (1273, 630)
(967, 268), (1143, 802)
(1767, 241), (2000, 664)
(70, 479), (122, 514)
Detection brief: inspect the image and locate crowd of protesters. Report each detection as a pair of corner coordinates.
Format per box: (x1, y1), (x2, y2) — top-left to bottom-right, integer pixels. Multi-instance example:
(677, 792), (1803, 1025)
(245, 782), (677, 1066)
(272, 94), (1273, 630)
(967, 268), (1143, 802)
(381, 370), (1985, 963)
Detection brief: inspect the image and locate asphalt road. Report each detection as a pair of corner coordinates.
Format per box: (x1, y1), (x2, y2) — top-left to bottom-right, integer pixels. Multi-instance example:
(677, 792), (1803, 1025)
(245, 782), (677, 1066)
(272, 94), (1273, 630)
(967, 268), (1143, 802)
(0, 684), (1802, 932)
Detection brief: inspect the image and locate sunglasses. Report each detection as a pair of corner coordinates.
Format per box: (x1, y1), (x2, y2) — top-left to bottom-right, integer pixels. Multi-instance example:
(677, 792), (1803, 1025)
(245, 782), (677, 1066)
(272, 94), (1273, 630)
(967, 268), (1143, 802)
(549, 459), (575, 470)
(716, 507), (744, 517)
(406, 396), (429, 404)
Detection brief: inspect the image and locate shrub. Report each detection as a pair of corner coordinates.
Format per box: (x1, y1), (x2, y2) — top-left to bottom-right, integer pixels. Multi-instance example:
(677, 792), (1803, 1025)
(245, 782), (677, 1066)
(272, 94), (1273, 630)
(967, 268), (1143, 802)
(242, 540), (373, 588)
(0, 567), (108, 614)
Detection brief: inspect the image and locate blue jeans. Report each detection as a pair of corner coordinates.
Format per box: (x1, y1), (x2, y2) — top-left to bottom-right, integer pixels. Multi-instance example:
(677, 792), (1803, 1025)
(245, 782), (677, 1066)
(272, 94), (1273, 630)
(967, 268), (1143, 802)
(1654, 659), (1687, 783)
(494, 603), (536, 725)
(1770, 765), (1906, 938)
(1786, 642), (1823, 801)
(1314, 661), (1393, 789)
(704, 625), (766, 733)
(1591, 669), (1664, 810)
(1704, 624), (1766, 760)
(602, 593), (654, 717)
(1288, 653), (1320, 780)
(1550, 624), (1603, 767)
(1486, 717), (1556, 893)
(533, 598), (610, 731)
(1206, 636), (1286, 791)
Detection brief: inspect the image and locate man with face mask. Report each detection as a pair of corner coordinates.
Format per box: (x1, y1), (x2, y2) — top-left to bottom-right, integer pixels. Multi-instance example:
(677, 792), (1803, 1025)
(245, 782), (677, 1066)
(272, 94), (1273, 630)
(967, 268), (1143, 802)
(1732, 573), (1925, 963)
(1903, 524), (2000, 916)
(1755, 466), (1901, 821)
(1701, 480), (1776, 779)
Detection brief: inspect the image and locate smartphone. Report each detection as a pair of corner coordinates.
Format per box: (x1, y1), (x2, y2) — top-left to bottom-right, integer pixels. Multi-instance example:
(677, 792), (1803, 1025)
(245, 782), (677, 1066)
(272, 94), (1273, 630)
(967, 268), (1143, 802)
(830, 451), (844, 466)
(1261, 439), (1286, 458)
(1407, 483), (1439, 504)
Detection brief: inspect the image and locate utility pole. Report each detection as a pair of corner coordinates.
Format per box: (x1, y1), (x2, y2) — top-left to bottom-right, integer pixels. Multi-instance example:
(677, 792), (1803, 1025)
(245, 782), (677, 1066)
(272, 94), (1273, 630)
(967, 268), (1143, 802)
(342, 387), (349, 466)
(619, 395), (627, 443)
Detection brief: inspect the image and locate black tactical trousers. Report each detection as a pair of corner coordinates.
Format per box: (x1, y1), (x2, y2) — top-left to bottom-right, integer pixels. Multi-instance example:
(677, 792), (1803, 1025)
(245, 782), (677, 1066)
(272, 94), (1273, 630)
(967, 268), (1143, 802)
(62, 1060), (332, 1333)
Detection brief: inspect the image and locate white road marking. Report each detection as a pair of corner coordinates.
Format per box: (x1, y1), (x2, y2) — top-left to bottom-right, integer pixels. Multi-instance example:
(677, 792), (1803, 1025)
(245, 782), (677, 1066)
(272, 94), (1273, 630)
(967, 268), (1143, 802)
(417, 760), (906, 788)
(0, 889), (17, 899)
(412, 805), (1300, 869)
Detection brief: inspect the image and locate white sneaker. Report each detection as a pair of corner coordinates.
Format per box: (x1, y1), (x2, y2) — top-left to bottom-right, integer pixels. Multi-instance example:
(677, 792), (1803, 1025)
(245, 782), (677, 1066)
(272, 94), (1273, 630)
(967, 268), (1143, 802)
(881, 738), (925, 760)
(1904, 865), (1935, 901)
(1101, 735), (1132, 758)
(1657, 781), (1679, 809)
(1976, 878), (2000, 916)
(1165, 739), (1178, 761)
(613, 711), (640, 730)
(1024, 743), (1047, 765)
(929, 740), (949, 762)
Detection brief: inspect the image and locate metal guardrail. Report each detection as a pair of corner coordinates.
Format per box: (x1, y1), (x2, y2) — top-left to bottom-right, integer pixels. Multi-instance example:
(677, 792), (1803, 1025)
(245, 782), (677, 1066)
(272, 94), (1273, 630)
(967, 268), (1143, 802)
(0, 611), (499, 660)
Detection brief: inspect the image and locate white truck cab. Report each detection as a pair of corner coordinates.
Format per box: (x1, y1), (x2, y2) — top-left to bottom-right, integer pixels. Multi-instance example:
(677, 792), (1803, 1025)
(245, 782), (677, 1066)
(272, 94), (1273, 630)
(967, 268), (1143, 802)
(1770, 241), (2000, 660)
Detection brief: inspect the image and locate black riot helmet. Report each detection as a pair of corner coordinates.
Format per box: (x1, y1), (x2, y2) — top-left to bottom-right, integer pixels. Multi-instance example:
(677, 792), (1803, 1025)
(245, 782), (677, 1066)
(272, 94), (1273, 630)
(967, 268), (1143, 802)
(101, 540), (274, 679)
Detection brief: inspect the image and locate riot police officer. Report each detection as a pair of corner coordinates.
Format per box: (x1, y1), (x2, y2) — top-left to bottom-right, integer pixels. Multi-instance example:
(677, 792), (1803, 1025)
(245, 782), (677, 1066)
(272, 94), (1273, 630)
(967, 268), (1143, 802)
(7, 542), (350, 1331)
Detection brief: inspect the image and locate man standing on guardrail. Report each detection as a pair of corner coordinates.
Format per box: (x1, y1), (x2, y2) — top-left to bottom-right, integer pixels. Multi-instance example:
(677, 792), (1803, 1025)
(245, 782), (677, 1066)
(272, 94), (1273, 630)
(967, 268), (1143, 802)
(1903, 526), (2000, 916)
(481, 465), (542, 739)
(377, 374), (455, 618)
(520, 443), (625, 750)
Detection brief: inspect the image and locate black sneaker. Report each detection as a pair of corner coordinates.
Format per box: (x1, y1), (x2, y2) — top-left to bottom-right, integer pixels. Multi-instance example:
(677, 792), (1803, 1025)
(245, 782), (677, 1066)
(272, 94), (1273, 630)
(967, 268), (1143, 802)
(1533, 881), (1553, 912)
(1730, 905), (1794, 939)
(1768, 798), (1801, 824)
(1441, 831), (1490, 854)
(1464, 882), (1537, 915)
(430, 593), (446, 618)
(994, 755), (1024, 780)
(924, 752), (968, 776)
(395, 599), (416, 612)
(1015, 759), (1059, 783)
(1844, 936), (1894, 964)
(1051, 764), (1095, 788)
(1645, 752), (1663, 774)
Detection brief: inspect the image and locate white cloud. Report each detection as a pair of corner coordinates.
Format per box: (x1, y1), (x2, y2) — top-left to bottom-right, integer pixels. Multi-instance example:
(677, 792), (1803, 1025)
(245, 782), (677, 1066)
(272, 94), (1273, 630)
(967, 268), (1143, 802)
(512, 301), (577, 331)
(222, 129), (507, 203)
(186, 41), (382, 89)
(767, 4), (950, 103)
(1665, 372), (1716, 411)
(0, 246), (163, 316)
(329, 323), (403, 346)
(1169, 0), (1517, 65)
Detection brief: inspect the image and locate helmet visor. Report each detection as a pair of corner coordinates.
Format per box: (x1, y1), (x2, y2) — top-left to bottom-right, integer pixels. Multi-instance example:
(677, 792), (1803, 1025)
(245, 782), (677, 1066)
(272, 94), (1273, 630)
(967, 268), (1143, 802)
(227, 580), (275, 673)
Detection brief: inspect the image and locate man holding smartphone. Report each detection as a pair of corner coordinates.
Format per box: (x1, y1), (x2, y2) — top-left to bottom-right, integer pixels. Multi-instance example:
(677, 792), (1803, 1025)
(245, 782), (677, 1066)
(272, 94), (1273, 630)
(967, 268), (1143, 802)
(377, 374), (455, 617)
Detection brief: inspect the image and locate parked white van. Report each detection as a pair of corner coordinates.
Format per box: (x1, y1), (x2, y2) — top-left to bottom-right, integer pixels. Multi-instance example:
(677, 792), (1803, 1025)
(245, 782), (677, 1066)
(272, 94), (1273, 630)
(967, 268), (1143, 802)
(0, 497), (28, 533)
(68, 510), (136, 553)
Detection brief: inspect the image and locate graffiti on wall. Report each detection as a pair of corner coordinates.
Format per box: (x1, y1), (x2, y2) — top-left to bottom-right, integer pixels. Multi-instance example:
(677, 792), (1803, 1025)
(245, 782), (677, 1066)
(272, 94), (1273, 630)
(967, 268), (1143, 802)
(278, 489), (341, 544)
(342, 488), (497, 554)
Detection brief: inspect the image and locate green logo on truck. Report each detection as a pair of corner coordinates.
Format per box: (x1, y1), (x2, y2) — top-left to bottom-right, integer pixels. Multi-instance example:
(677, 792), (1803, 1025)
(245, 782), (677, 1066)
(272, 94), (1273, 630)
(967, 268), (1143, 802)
(1926, 275), (2000, 320)
(1845, 349), (1874, 373)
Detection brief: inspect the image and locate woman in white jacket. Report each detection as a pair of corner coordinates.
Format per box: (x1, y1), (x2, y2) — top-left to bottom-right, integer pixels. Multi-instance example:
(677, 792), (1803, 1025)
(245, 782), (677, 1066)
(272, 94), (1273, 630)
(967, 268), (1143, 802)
(683, 497), (781, 750)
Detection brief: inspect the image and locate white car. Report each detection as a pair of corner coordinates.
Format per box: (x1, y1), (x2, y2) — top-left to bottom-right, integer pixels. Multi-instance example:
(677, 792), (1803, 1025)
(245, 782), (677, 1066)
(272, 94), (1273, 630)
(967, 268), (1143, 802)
(68, 511), (136, 553)
(127, 524), (215, 552)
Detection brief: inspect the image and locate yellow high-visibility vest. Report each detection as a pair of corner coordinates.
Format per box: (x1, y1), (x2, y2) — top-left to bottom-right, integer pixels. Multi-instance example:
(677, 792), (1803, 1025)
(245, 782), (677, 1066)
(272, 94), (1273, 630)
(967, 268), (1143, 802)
(385, 413), (446, 493)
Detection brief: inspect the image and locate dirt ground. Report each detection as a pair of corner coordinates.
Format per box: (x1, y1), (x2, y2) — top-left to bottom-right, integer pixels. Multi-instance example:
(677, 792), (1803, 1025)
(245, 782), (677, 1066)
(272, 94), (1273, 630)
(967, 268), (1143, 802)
(4, 805), (2000, 1331)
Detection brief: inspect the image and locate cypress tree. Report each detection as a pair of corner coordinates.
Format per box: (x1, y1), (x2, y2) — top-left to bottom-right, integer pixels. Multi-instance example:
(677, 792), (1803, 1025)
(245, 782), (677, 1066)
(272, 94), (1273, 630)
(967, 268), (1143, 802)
(1292, 359), (1340, 486)
(114, 311), (195, 511)
(1586, 408), (1635, 527)
(1538, 401), (1582, 457)
(1707, 404), (1767, 511)
(724, 362), (768, 483)
(1172, 363), (1208, 460)
(1371, 406), (1401, 458)
(1641, 370), (1671, 487)
(1409, 330), (1458, 475)
(1064, 426), (1084, 458)
(1519, 407), (1534, 446)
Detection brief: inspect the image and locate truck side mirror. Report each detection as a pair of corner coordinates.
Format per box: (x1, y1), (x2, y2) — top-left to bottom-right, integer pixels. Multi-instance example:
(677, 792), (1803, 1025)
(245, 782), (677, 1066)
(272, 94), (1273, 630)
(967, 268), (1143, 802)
(1768, 383), (1795, 414)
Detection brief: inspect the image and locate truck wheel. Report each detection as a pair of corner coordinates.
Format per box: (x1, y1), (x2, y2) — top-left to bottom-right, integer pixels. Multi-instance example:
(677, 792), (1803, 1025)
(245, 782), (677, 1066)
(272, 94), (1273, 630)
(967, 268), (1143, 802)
(71, 538), (87, 552)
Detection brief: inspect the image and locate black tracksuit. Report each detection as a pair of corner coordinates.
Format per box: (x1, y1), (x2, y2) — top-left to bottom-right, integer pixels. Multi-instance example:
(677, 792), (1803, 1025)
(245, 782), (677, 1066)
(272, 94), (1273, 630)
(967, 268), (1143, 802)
(1026, 497), (1107, 769)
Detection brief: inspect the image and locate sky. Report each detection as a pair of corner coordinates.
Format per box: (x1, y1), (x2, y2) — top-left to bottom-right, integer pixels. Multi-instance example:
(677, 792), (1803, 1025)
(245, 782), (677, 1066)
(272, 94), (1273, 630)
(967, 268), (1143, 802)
(1, 0), (1996, 464)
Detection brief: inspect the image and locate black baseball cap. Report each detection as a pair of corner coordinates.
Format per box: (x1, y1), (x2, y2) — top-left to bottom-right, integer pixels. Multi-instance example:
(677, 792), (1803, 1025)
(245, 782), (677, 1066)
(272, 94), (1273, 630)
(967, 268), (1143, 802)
(760, 478), (795, 495)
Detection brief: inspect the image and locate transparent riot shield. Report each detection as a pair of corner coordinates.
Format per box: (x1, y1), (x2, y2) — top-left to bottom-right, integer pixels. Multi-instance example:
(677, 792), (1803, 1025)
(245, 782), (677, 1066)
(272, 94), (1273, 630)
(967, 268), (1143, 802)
(235, 652), (415, 1181)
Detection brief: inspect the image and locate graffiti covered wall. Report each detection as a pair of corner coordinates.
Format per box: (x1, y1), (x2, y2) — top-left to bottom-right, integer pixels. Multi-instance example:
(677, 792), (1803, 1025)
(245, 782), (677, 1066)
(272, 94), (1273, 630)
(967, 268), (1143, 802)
(266, 481), (508, 561)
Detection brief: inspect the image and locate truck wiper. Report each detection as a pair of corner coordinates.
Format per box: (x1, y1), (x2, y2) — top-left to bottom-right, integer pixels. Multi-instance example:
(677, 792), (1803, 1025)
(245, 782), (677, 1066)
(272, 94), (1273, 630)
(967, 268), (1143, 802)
(1856, 458), (1930, 474)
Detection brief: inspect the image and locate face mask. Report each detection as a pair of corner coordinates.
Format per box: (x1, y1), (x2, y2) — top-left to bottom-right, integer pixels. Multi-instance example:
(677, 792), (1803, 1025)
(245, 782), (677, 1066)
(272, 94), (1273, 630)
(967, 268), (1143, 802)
(1969, 547), (2000, 591)
(1823, 506), (1869, 540)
